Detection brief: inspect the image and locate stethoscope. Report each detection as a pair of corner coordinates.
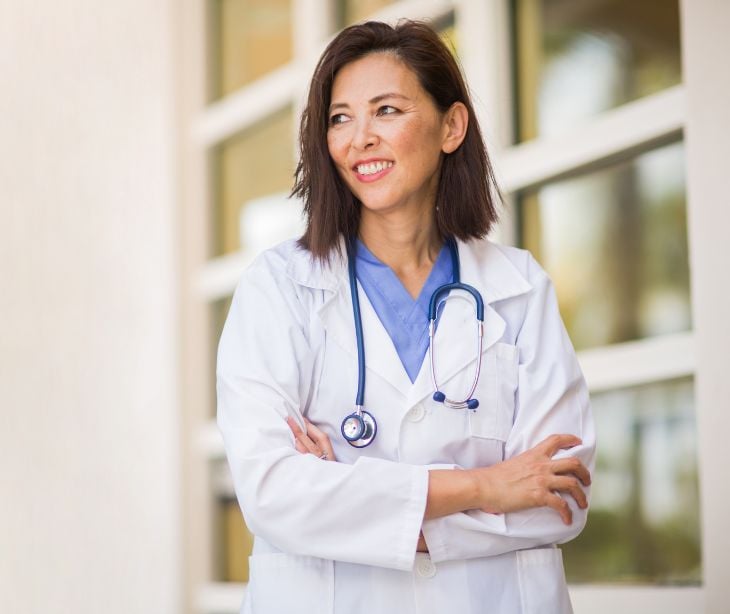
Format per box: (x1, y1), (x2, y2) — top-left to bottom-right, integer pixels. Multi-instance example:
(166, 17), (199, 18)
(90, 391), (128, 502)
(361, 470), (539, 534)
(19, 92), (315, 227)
(340, 237), (485, 447)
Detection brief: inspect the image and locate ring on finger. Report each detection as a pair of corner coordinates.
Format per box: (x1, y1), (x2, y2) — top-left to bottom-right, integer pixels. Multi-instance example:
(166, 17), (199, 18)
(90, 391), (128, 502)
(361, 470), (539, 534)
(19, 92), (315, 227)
(318, 452), (328, 460)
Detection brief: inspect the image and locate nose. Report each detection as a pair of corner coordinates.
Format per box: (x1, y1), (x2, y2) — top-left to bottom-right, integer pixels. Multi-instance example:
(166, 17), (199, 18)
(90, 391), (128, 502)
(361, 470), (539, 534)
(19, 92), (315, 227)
(351, 117), (378, 151)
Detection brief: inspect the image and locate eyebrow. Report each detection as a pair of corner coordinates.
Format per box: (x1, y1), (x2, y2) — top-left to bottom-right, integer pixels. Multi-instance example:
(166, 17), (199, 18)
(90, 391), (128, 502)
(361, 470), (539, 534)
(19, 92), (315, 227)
(329, 92), (411, 113)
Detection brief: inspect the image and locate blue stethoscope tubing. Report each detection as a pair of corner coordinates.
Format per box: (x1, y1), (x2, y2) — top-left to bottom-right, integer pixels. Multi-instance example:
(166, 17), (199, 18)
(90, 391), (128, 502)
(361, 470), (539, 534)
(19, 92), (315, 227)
(341, 237), (485, 448)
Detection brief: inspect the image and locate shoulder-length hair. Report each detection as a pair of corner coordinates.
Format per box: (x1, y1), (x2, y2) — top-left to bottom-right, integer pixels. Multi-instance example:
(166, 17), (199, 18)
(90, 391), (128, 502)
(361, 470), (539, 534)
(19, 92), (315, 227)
(292, 20), (501, 261)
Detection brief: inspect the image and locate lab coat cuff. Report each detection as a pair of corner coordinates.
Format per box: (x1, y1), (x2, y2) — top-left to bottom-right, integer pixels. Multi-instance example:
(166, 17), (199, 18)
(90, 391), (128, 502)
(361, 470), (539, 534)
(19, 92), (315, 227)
(421, 510), (507, 564)
(396, 464), (430, 571)
(418, 463), (458, 561)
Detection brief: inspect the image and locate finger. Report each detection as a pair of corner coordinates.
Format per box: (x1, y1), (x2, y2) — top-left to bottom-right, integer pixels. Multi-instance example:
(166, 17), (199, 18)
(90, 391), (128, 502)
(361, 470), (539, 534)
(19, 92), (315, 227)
(286, 416), (304, 437)
(545, 492), (572, 525)
(551, 457), (591, 486)
(294, 440), (308, 454)
(539, 434), (583, 457)
(303, 418), (336, 461)
(285, 416), (320, 456)
(550, 476), (588, 509)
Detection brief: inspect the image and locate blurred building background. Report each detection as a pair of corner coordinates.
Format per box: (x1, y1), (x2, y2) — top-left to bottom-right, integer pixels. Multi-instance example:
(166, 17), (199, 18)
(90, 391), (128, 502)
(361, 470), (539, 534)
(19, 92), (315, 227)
(1, 1), (729, 613)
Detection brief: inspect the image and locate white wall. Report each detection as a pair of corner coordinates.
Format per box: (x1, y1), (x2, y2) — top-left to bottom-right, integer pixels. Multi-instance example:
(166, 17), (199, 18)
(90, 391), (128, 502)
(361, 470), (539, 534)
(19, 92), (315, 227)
(0, 2), (181, 613)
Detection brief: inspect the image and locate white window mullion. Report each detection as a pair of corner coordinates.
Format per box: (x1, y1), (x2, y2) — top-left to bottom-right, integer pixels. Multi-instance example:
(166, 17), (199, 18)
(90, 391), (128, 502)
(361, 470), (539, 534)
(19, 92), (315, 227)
(455, 0), (513, 153)
(197, 582), (246, 614)
(366, 0), (453, 23)
(578, 332), (695, 394)
(497, 85), (685, 194)
(455, 0), (517, 246)
(569, 585), (703, 614)
(191, 63), (298, 147)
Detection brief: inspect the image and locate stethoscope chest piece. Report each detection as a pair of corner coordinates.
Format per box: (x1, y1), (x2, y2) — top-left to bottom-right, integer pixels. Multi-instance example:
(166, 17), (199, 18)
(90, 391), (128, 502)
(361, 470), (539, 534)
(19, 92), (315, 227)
(341, 410), (377, 448)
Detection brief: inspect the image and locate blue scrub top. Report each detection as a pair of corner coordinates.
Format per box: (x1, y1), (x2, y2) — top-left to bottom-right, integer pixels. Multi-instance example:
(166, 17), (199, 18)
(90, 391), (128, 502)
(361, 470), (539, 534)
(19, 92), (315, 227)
(355, 240), (454, 383)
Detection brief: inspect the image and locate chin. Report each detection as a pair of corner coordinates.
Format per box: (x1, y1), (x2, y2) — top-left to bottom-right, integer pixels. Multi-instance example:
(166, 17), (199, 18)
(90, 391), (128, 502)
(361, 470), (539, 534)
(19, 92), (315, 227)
(353, 191), (400, 212)
(359, 200), (401, 215)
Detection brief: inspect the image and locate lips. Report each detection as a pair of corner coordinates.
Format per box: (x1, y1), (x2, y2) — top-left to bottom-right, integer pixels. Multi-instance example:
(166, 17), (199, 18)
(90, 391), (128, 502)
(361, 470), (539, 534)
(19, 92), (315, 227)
(352, 158), (395, 182)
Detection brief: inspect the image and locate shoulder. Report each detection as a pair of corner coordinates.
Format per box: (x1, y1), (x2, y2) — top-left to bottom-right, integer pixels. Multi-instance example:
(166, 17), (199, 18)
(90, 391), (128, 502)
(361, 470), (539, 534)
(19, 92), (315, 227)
(230, 240), (304, 315)
(459, 238), (549, 305)
(232, 239), (343, 319)
(479, 240), (549, 287)
(245, 238), (301, 279)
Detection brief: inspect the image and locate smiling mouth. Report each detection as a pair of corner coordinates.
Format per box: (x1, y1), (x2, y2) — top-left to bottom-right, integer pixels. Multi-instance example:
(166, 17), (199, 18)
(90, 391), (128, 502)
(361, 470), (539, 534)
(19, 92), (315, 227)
(354, 160), (394, 176)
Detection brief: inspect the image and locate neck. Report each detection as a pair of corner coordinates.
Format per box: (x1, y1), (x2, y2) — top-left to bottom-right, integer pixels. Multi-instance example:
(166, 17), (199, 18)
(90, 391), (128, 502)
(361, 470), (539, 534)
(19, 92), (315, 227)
(358, 209), (442, 299)
(359, 211), (441, 269)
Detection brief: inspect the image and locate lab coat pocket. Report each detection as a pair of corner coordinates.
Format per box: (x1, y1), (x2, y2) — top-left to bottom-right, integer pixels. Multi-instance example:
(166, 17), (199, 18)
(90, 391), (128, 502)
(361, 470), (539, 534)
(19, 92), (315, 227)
(247, 553), (334, 614)
(516, 547), (572, 614)
(468, 343), (518, 442)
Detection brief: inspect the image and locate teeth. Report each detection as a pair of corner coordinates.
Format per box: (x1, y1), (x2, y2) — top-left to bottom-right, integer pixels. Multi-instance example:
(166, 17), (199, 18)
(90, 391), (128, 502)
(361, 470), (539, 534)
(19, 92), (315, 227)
(357, 161), (393, 175)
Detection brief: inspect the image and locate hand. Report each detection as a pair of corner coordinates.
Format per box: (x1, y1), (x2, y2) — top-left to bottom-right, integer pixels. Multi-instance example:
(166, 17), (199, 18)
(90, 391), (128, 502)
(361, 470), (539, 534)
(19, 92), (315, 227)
(286, 416), (337, 462)
(474, 434), (591, 525)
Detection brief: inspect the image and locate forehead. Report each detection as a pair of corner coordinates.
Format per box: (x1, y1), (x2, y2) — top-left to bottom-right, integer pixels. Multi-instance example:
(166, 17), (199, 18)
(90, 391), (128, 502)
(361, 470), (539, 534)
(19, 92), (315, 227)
(330, 52), (425, 103)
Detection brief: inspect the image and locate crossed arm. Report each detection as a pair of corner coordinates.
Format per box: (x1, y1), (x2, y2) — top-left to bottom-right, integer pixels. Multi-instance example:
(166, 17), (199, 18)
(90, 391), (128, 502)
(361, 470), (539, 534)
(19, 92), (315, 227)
(220, 251), (594, 567)
(287, 416), (591, 553)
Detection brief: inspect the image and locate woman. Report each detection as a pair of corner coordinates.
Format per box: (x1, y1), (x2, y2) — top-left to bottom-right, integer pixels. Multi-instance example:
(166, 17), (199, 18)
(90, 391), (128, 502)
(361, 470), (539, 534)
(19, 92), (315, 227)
(218, 20), (595, 614)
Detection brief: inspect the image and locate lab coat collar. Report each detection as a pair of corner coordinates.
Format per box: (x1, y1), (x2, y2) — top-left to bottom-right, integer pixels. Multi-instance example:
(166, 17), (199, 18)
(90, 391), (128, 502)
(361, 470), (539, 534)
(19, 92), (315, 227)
(285, 237), (532, 400)
(285, 239), (343, 292)
(456, 239), (533, 305)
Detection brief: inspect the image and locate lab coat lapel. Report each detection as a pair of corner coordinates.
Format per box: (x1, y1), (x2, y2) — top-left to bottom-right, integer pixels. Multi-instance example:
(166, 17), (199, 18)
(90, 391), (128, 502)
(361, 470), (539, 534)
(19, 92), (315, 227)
(313, 261), (413, 400)
(407, 240), (532, 408)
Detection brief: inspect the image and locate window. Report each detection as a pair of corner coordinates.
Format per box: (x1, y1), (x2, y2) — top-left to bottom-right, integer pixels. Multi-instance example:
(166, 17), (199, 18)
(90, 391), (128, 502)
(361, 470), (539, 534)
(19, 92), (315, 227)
(514, 0), (681, 141)
(519, 142), (690, 351)
(513, 0), (699, 587)
(181, 2), (723, 612)
(210, 0), (293, 100)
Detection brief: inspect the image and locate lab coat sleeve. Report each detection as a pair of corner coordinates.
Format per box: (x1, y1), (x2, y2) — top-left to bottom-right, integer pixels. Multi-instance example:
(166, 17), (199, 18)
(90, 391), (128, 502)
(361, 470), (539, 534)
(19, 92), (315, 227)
(421, 254), (596, 563)
(217, 256), (429, 571)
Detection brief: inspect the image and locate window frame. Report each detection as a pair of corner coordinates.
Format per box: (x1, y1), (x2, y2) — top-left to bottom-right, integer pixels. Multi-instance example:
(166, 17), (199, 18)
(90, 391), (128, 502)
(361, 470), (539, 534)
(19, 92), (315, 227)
(179, 1), (730, 611)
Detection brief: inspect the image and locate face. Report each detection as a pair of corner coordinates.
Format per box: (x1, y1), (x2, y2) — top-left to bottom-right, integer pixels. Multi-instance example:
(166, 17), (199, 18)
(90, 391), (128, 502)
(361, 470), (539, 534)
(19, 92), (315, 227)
(326, 53), (454, 219)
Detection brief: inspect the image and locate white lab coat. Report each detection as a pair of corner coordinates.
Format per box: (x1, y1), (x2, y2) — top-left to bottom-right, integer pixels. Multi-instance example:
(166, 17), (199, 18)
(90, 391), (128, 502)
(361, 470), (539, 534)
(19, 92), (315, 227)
(217, 237), (595, 614)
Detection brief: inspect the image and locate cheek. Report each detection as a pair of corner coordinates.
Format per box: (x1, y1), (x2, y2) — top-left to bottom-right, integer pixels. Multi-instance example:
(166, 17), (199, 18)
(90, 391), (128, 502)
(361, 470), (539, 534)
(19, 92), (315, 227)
(327, 133), (348, 166)
(392, 121), (443, 169)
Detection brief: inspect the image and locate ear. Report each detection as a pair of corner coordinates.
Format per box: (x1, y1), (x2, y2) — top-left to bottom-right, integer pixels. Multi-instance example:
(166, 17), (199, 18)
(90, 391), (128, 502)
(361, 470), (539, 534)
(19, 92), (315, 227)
(441, 102), (469, 154)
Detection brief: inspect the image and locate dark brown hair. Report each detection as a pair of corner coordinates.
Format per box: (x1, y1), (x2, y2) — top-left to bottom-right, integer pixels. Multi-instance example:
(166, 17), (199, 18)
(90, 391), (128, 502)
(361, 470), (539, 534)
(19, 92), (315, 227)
(292, 20), (501, 260)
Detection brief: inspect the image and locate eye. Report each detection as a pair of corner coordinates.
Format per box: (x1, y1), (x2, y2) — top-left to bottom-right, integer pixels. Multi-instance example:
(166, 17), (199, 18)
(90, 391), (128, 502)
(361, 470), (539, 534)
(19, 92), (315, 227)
(377, 105), (399, 116)
(329, 113), (349, 126)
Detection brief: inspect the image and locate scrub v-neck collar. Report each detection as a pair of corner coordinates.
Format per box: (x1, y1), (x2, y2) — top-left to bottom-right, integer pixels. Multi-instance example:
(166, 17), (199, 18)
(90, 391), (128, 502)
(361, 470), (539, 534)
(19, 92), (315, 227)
(354, 239), (453, 382)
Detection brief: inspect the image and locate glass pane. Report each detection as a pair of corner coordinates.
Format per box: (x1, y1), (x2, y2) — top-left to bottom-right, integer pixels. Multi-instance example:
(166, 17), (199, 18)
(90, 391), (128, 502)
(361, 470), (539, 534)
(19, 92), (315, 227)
(217, 496), (255, 582)
(519, 141), (691, 351)
(210, 0), (293, 100)
(210, 296), (233, 417)
(563, 377), (701, 584)
(337, 0), (397, 27)
(514, 0), (681, 141)
(437, 12), (458, 58)
(213, 460), (253, 582)
(211, 106), (295, 256)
